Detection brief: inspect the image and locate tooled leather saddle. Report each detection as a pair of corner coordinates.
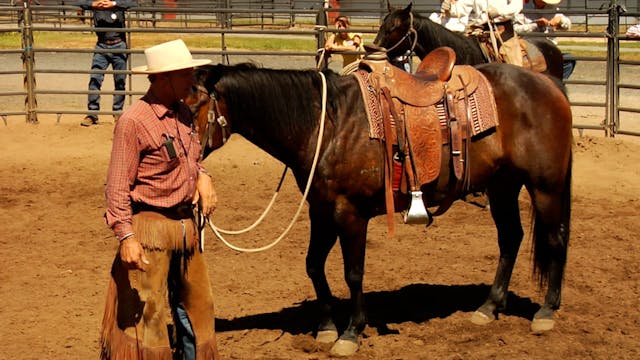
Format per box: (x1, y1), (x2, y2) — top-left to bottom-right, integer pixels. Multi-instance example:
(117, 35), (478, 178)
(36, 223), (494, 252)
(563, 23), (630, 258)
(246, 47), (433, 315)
(353, 47), (499, 231)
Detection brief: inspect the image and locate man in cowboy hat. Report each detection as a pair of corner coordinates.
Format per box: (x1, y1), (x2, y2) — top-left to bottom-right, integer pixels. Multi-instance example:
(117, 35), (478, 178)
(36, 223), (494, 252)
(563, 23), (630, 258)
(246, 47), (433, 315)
(101, 39), (219, 359)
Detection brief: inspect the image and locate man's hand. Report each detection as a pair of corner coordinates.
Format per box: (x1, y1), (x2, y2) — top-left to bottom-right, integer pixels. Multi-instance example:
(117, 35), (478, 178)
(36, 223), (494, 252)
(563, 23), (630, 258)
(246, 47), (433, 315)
(92, 0), (116, 9)
(119, 236), (149, 271)
(193, 172), (217, 217)
(535, 17), (550, 29)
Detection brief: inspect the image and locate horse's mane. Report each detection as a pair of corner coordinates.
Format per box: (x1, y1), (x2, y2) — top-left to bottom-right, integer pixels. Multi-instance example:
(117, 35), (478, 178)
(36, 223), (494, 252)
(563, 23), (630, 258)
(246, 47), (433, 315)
(410, 12), (487, 64)
(410, 12), (474, 51)
(382, 6), (485, 64)
(198, 63), (344, 137)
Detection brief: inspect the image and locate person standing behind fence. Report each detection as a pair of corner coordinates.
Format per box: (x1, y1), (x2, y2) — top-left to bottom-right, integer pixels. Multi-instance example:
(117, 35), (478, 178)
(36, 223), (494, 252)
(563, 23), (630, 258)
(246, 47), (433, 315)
(77, 0), (136, 126)
(324, 15), (363, 68)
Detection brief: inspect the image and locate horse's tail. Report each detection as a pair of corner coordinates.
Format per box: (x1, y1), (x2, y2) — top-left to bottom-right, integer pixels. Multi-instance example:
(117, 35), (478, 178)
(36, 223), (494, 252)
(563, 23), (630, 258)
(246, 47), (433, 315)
(549, 74), (569, 100)
(531, 151), (572, 287)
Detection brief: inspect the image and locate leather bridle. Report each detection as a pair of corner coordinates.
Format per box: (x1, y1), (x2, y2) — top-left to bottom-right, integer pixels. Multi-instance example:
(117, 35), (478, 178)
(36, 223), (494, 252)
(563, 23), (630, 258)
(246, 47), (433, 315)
(383, 12), (418, 55)
(194, 84), (230, 159)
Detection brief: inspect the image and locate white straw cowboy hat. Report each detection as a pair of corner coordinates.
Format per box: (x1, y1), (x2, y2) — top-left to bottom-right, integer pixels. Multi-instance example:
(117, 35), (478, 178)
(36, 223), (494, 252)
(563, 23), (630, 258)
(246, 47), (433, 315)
(132, 39), (211, 74)
(541, 0), (562, 4)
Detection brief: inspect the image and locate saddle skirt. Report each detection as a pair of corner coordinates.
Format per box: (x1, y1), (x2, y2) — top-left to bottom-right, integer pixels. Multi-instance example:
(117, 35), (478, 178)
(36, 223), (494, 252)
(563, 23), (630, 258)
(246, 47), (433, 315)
(353, 51), (499, 186)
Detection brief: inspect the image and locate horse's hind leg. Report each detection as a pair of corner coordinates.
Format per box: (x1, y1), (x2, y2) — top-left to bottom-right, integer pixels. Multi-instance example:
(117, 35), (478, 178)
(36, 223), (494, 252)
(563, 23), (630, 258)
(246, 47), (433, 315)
(471, 181), (524, 325)
(528, 163), (571, 333)
(306, 208), (340, 343)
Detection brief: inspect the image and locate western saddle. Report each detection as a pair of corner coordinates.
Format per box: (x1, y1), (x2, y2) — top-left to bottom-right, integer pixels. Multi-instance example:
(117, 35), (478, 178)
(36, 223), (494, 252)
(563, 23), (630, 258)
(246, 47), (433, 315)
(353, 46), (498, 234)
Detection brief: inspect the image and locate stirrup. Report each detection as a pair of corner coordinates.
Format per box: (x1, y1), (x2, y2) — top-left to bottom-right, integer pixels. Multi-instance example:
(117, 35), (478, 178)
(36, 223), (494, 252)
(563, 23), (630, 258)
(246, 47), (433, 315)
(402, 191), (432, 226)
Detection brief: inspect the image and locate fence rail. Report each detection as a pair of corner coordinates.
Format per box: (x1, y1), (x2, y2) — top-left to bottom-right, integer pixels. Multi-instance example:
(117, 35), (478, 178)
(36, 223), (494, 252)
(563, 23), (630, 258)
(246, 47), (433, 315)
(0, 0), (638, 137)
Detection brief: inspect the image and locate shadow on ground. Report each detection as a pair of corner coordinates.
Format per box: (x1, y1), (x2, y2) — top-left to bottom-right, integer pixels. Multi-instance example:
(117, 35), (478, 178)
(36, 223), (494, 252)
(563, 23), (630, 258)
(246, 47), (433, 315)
(216, 283), (541, 335)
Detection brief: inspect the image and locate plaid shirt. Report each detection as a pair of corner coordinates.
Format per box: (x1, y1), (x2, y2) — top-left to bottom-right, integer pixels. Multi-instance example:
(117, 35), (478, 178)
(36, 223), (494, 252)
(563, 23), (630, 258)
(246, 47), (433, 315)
(105, 92), (204, 240)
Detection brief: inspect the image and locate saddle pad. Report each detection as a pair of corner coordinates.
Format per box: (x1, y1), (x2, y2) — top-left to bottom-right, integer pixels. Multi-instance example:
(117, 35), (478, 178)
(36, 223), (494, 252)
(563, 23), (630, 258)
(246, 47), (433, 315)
(438, 70), (499, 137)
(353, 70), (386, 140)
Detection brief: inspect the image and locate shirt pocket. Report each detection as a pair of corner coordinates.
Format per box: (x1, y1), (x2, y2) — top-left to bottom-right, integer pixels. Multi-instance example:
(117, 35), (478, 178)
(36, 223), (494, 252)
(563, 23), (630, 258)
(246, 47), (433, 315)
(155, 139), (181, 171)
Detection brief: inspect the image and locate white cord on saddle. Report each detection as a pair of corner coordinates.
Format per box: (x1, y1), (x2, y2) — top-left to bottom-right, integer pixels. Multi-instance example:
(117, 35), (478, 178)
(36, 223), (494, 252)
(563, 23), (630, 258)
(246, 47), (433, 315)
(205, 71), (328, 253)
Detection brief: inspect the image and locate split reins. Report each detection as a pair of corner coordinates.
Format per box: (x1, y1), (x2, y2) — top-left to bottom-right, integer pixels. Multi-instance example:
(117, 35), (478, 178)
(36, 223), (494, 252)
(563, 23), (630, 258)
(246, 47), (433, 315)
(198, 71), (329, 253)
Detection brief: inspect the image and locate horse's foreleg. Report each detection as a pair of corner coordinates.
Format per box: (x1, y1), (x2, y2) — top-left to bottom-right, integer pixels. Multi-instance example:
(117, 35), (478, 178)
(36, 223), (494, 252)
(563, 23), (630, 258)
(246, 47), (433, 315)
(329, 211), (369, 357)
(471, 184), (524, 326)
(306, 209), (339, 343)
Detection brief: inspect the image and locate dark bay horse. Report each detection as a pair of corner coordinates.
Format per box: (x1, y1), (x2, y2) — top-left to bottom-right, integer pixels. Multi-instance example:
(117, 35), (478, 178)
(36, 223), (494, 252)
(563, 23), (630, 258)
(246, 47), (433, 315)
(193, 61), (572, 356)
(374, 2), (565, 80)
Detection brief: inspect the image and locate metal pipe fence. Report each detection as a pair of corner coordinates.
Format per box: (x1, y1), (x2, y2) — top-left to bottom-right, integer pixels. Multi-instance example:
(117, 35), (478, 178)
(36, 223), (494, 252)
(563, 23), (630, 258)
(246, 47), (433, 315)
(0, 1), (637, 137)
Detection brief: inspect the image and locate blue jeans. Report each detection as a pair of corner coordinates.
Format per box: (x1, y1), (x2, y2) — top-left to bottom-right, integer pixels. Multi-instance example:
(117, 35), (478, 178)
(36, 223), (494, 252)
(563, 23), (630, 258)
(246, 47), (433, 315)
(562, 53), (576, 80)
(88, 41), (128, 116)
(175, 303), (196, 360)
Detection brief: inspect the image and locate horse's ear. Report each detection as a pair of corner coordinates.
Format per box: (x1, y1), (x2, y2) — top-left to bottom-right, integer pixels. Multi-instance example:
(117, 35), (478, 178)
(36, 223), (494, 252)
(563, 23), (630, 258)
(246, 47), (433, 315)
(405, 3), (413, 13)
(386, 0), (393, 12)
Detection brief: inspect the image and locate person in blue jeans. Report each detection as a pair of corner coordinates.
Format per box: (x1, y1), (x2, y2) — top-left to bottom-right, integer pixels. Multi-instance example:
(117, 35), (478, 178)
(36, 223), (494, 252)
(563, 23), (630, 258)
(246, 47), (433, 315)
(77, 0), (136, 126)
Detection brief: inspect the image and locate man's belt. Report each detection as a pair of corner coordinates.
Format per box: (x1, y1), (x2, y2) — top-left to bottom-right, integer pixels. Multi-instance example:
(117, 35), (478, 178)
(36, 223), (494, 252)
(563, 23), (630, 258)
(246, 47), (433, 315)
(132, 202), (194, 220)
(102, 38), (123, 45)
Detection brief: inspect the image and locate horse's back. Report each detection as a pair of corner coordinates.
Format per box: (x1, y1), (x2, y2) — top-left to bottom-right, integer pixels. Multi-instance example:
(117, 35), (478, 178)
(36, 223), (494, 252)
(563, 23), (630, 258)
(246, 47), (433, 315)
(473, 63), (572, 176)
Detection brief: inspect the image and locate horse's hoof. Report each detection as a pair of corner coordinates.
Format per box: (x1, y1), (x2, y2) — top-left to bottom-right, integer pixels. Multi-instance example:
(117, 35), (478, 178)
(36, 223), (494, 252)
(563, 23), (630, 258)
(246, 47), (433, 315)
(316, 329), (339, 344)
(470, 310), (495, 325)
(531, 318), (555, 334)
(330, 339), (359, 357)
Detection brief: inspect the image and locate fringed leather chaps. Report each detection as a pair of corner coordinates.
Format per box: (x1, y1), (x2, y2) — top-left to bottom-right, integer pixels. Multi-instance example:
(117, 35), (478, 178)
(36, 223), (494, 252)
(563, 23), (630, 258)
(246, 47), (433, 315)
(100, 211), (220, 359)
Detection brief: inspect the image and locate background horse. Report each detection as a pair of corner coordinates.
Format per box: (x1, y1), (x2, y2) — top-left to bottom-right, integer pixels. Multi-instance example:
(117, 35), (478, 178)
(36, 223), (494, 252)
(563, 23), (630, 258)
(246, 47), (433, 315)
(374, 2), (565, 80)
(194, 61), (572, 356)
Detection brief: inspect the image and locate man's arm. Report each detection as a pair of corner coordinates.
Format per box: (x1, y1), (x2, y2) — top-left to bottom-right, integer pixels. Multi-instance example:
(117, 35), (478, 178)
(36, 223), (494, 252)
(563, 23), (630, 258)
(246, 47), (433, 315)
(75, 0), (96, 10)
(193, 170), (217, 217)
(76, 0), (136, 10)
(112, 0), (137, 10)
(549, 13), (571, 31)
(104, 116), (139, 242)
(514, 12), (538, 33)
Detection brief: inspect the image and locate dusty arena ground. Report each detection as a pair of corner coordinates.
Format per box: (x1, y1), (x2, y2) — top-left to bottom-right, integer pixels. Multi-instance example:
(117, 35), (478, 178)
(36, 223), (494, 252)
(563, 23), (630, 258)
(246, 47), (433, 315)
(1, 53), (640, 359)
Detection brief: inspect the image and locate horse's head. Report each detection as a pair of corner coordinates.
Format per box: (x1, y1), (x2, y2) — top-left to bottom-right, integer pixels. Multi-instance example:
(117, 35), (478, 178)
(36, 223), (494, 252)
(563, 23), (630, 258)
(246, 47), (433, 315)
(184, 64), (231, 159)
(373, 2), (414, 59)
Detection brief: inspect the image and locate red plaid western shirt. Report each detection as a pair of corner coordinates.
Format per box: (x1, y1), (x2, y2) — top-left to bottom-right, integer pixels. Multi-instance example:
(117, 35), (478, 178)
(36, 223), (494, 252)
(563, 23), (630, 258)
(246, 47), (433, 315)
(104, 92), (205, 241)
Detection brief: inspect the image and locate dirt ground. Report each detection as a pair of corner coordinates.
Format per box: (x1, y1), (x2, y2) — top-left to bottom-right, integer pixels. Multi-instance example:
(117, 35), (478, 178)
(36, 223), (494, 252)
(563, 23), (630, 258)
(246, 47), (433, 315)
(0, 112), (639, 359)
(1, 47), (640, 360)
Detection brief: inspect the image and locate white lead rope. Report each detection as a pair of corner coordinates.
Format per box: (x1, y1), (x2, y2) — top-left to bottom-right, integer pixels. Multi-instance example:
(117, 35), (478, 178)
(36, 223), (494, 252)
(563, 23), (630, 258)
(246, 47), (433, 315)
(201, 71), (328, 253)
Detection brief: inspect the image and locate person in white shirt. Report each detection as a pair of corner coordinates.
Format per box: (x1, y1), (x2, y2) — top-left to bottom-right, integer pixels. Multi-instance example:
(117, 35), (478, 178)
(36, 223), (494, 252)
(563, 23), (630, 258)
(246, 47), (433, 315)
(514, 0), (575, 78)
(429, 0), (475, 33)
(514, 0), (570, 43)
(469, 0), (524, 66)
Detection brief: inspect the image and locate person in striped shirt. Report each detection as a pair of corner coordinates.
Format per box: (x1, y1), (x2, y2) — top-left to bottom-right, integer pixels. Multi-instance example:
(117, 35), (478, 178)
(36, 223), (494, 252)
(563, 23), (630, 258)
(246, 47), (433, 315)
(100, 39), (220, 360)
